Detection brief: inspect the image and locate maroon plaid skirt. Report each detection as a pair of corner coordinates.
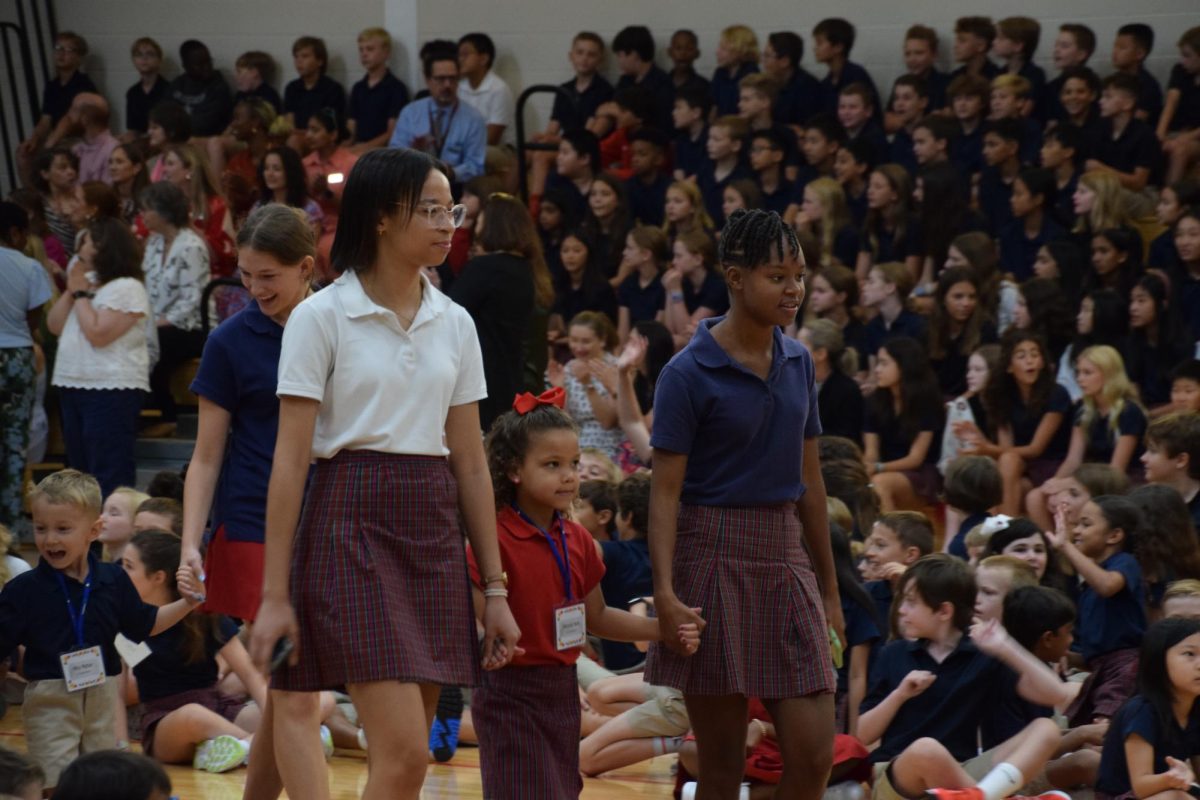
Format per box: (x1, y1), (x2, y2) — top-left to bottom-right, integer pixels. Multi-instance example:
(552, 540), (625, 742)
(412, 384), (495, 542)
(473, 664), (581, 799)
(1067, 647), (1139, 726)
(273, 451), (480, 692)
(645, 503), (836, 699)
(139, 687), (247, 758)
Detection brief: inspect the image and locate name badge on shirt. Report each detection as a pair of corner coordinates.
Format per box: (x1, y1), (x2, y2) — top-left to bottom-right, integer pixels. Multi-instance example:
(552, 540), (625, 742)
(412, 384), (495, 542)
(60, 646), (106, 692)
(113, 633), (152, 667)
(555, 602), (587, 651)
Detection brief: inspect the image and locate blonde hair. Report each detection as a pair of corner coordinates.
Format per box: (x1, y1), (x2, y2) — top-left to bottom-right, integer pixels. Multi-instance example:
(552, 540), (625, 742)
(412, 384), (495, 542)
(991, 73), (1032, 99)
(827, 496), (853, 532)
(580, 447), (622, 483)
(1074, 170), (1133, 234)
(804, 177), (851, 268)
(163, 143), (223, 223)
(1076, 345), (1143, 435)
(739, 72), (779, 101)
(977, 554), (1038, 588)
(357, 27), (391, 48)
(964, 522), (990, 552)
(663, 181), (714, 238)
(29, 469), (102, 517)
(805, 318), (858, 375)
(0, 524), (12, 584)
(721, 25), (760, 64)
(1165, 579), (1200, 602)
(109, 486), (150, 516)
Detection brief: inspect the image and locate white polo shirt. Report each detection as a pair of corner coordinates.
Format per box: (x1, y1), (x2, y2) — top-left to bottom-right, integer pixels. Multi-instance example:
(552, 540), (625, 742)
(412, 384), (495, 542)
(458, 70), (516, 147)
(276, 269), (487, 459)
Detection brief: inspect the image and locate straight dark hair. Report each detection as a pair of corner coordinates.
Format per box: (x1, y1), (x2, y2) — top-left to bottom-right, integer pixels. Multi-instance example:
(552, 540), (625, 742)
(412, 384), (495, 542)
(984, 329), (1054, 435)
(330, 148), (449, 273)
(258, 146), (311, 210)
(88, 218), (143, 284)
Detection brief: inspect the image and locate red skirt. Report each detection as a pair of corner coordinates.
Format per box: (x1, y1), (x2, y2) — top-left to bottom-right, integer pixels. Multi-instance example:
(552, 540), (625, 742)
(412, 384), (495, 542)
(140, 686), (247, 757)
(1067, 647), (1139, 726)
(202, 524), (264, 621)
(473, 664), (581, 799)
(273, 451), (480, 692)
(645, 503), (836, 699)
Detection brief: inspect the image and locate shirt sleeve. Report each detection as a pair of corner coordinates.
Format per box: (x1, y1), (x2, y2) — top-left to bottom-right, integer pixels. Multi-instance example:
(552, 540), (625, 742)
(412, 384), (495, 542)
(450, 307), (488, 407)
(0, 577), (28, 656)
(115, 569), (160, 643)
(802, 351), (823, 439)
(389, 104), (418, 149)
(276, 300), (334, 401)
(450, 112), (487, 183)
(648, 362), (698, 455)
(1110, 553), (1143, 598)
(190, 328), (237, 411)
(860, 640), (901, 714)
(1049, 384), (1072, 415)
(94, 278), (149, 316)
(26, 262), (51, 309)
(1117, 403), (1148, 440)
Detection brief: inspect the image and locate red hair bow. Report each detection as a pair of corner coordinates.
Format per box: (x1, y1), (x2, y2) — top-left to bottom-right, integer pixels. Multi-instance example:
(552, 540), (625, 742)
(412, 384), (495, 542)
(513, 387), (566, 415)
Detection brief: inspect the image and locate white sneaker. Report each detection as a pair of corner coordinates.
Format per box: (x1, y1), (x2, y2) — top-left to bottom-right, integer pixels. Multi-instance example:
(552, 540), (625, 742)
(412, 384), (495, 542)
(193, 735), (249, 773)
(356, 727), (368, 751)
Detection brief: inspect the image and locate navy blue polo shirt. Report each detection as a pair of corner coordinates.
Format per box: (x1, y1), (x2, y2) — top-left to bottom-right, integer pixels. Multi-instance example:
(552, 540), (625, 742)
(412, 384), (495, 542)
(1096, 695), (1200, 794)
(1175, 268), (1200, 341)
(862, 635), (1013, 763)
(864, 309), (927, 359)
(651, 317), (823, 505)
(1148, 230), (1179, 270)
(836, 593), (881, 694)
(1078, 402), (1147, 466)
(998, 216), (1067, 281)
(1075, 551), (1146, 663)
(599, 538), (653, 670)
(134, 614), (238, 702)
(551, 75), (613, 132)
(697, 161), (755, 228)
(1007, 383), (1074, 458)
(1092, 117), (1159, 176)
(850, 121), (889, 167)
(775, 68), (823, 126)
(978, 167), (1017, 235)
(950, 124), (985, 177)
(888, 129), (917, 175)
(349, 70), (410, 142)
(1017, 61), (1048, 121)
(189, 302), (284, 544)
(920, 69), (949, 112)
(833, 227), (861, 268)
(760, 178), (793, 216)
(42, 70), (97, 122)
(979, 669), (1054, 750)
(1132, 67), (1164, 125)
(0, 556), (157, 680)
(711, 63), (759, 117)
(125, 75), (171, 133)
(682, 271), (729, 316)
(284, 74), (347, 129)
(626, 173), (670, 227)
(846, 185), (868, 227)
(864, 393), (941, 464)
(673, 127), (708, 180)
(1167, 64), (1200, 132)
(235, 82), (283, 113)
(820, 61), (879, 119)
(947, 511), (988, 561)
(866, 580), (893, 631)
(860, 218), (923, 264)
(616, 65), (674, 132)
(617, 272), (666, 325)
(1189, 492), (1200, 532)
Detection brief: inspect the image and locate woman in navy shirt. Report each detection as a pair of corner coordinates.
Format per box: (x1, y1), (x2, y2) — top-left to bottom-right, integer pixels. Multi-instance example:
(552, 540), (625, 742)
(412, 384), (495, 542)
(647, 210), (840, 799)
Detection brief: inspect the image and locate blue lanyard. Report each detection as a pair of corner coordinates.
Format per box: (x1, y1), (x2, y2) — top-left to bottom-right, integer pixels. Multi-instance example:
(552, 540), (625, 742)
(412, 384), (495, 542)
(55, 570), (93, 649)
(513, 506), (573, 601)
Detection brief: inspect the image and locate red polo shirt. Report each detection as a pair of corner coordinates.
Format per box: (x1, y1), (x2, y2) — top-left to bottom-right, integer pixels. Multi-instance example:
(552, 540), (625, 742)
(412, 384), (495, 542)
(468, 506), (605, 666)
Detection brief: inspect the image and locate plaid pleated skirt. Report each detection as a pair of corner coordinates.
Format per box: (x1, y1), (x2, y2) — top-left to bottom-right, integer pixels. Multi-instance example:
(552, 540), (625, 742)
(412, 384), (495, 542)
(472, 664), (581, 800)
(645, 502), (836, 699)
(273, 451), (480, 692)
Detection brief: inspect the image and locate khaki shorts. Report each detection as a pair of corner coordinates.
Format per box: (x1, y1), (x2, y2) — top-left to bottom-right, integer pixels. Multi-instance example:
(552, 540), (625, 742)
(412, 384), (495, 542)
(872, 748), (995, 800)
(622, 685), (690, 737)
(24, 678), (119, 786)
(575, 654), (615, 691)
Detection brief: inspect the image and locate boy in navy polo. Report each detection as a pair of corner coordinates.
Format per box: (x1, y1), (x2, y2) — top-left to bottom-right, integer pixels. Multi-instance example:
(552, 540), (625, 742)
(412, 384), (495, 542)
(624, 129), (671, 227)
(1085, 73), (1158, 193)
(857, 555), (1069, 800)
(813, 18), (878, 120)
(597, 472), (654, 671)
(697, 116), (753, 228)
(348, 28), (410, 153)
(978, 119), (1024, 236)
(671, 85), (711, 182)
(0, 470), (198, 788)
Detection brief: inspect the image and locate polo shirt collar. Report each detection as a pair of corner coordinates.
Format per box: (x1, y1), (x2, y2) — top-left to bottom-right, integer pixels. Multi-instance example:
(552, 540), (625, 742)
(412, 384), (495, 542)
(690, 317), (803, 370)
(338, 269), (448, 328)
(35, 553), (111, 587)
(905, 633), (979, 658)
(501, 505), (563, 540)
(241, 300), (282, 337)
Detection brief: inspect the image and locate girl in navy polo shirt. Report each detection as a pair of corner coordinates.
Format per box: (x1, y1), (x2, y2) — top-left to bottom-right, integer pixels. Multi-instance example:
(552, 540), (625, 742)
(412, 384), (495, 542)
(1047, 496), (1147, 726)
(468, 392), (697, 798)
(647, 209), (842, 800)
(1095, 617), (1200, 799)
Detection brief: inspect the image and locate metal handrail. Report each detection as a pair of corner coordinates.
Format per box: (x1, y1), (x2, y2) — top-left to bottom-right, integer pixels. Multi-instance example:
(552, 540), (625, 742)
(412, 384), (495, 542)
(514, 83), (577, 203)
(0, 21), (41, 194)
(200, 277), (246, 335)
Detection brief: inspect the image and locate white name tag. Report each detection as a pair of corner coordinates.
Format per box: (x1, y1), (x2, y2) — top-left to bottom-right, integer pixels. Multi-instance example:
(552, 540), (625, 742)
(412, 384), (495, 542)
(60, 646), (106, 692)
(555, 602), (587, 651)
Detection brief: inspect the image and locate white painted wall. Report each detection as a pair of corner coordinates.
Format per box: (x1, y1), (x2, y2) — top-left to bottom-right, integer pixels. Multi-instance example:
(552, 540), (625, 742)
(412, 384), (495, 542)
(40, 0), (1200, 136)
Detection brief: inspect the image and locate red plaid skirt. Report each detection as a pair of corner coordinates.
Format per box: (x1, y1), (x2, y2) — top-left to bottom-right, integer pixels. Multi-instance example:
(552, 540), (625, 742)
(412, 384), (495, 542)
(1067, 646), (1139, 726)
(273, 451), (480, 692)
(645, 503), (836, 699)
(473, 664), (581, 799)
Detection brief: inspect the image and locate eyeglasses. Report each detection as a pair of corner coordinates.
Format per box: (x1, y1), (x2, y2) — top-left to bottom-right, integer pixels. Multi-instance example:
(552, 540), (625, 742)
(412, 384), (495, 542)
(429, 75), (458, 84)
(413, 203), (468, 228)
(133, 49), (159, 58)
(54, 44), (79, 54)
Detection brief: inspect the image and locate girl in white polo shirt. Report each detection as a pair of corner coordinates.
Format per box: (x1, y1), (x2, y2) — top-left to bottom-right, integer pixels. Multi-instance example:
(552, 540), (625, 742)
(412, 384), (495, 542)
(249, 148), (522, 799)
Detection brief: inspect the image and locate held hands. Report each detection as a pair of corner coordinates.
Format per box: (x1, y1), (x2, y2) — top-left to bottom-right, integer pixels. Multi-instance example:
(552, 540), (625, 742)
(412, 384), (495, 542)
(655, 593), (706, 657)
(898, 669), (936, 699)
(175, 563), (205, 606)
(480, 597), (523, 671)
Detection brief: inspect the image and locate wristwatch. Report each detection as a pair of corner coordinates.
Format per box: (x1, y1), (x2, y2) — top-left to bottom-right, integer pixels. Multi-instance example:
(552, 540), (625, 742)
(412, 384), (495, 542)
(71, 290), (95, 300)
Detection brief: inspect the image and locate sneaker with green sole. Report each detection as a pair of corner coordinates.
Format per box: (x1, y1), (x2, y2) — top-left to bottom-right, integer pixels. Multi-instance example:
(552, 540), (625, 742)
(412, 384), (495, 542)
(193, 735), (249, 773)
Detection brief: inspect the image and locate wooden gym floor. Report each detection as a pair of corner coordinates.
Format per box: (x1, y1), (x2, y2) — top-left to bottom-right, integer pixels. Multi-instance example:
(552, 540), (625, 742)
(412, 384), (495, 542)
(0, 705), (678, 799)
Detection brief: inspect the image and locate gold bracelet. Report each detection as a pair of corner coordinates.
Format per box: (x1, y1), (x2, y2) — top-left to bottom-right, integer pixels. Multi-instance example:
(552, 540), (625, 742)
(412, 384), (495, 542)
(484, 571), (508, 587)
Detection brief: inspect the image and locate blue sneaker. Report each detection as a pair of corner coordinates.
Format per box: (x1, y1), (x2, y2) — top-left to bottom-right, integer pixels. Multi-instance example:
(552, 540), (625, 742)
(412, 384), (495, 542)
(428, 687), (463, 763)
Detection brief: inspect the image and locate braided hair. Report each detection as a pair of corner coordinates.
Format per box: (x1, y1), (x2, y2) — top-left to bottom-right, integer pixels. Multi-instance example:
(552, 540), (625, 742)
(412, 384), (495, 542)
(718, 208), (801, 270)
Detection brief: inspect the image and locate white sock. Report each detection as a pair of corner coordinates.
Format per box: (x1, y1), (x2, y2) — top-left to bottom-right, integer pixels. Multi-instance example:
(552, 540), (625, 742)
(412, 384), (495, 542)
(651, 736), (685, 756)
(975, 761), (1024, 800)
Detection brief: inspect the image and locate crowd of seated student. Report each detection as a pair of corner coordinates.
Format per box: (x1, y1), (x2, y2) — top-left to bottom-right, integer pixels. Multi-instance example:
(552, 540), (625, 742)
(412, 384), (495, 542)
(5, 11), (1200, 797)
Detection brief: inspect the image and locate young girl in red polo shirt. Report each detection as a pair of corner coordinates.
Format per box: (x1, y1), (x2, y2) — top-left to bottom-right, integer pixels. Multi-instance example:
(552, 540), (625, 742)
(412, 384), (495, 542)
(468, 389), (698, 799)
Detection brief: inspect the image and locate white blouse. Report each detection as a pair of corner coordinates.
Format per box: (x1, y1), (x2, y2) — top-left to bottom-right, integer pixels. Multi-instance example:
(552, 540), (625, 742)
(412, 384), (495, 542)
(52, 277), (150, 391)
(142, 228), (210, 331)
(277, 270), (487, 459)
